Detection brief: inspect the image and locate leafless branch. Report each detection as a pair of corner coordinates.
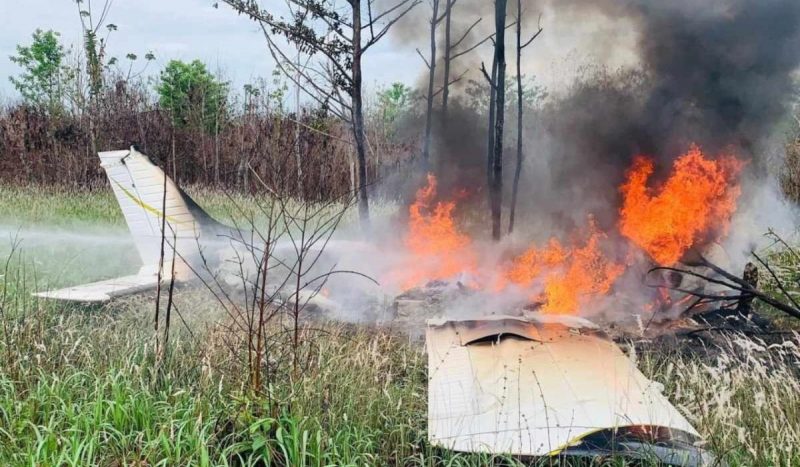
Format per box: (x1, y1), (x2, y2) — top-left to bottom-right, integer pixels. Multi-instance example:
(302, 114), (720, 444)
(416, 48), (431, 69)
(260, 27), (350, 119)
(449, 17), (481, 50)
(648, 256), (800, 321)
(480, 62), (497, 89)
(431, 69), (468, 98)
(364, 0), (418, 28)
(752, 251), (800, 310)
(363, 0), (421, 52)
(451, 21), (516, 60)
(520, 14), (543, 49)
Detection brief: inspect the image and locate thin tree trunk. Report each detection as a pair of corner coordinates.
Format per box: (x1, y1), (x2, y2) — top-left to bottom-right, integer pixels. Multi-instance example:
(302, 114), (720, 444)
(509, 0), (523, 234)
(352, 1), (370, 226)
(422, 0), (440, 165)
(486, 59), (498, 202)
(442, 0), (453, 120)
(491, 0), (508, 241)
(214, 101), (220, 186)
(295, 50), (303, 198)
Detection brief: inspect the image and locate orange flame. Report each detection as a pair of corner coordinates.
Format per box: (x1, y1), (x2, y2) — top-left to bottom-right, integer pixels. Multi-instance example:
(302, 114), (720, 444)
(505, 221), (625, 314)
(398, 174), (476, 288)
(393, 144), (743, 317)
(619, 145), (743, 265)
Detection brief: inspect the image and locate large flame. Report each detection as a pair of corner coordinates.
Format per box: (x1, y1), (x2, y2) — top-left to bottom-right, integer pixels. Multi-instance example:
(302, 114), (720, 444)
(391, 144), (743, 317)
(505, 221), (625, 314)
(398, 174), (476, 289)
(619, 145), (743, 265)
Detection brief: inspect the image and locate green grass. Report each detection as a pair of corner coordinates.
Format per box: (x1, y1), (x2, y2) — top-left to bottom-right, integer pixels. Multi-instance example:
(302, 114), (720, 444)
(1, 185), (800, 465)
(0, 184), (270, 227)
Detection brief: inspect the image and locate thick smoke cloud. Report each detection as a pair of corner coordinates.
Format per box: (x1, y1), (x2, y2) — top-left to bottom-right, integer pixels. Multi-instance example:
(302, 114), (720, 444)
(635, 0), (800, 156)
(391, 0), (800, 239)
(534, 0), (800, 231)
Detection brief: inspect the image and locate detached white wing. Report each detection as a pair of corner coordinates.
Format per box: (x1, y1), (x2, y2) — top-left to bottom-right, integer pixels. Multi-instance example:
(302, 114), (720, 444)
(34, 274), (159, 302)
(426, 315), (699, 457)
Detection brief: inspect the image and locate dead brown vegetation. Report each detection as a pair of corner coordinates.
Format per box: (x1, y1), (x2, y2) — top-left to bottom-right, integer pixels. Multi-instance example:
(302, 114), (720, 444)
(0, 78), (415, 201)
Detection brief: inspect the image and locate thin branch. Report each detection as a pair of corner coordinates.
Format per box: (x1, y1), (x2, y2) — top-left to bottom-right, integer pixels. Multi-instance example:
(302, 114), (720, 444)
(363, 0), (421, 52)
(430, 69), (468, 98)
(449, 17), (481, 50)
(363, 0), (418, 28)
(480, 62), (497, 89)
(451, 21), (516, 60)
(260, 26), (350, 118)
(521, 27), (543, 49)
(752, 251), (800, 310)
(416, 48), (431, 69)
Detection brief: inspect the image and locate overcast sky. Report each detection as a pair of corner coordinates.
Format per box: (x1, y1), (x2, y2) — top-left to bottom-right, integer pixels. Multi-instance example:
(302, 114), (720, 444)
(0, 0), (425, 101)
(0, 0), (644, 103)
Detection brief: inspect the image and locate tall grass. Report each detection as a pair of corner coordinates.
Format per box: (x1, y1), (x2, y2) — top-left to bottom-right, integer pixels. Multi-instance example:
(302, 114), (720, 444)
(2, 188), (800, 466)
(638, 334), (800, 465)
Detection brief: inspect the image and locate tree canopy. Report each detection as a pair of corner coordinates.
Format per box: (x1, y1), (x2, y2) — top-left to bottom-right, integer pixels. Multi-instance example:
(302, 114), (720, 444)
(156, 59), (228, 133)
(9, 29), (67, 112)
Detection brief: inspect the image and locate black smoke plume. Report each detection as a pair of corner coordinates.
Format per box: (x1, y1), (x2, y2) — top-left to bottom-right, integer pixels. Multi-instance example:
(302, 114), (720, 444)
(394, 0), (800, 235)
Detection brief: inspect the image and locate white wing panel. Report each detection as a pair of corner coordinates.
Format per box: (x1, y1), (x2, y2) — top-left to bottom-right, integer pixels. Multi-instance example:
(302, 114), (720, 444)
(426, 316), (698, 456)
(34, 274), (159, 302)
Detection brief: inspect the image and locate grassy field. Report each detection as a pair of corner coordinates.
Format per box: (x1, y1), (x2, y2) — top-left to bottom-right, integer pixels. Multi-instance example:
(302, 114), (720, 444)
(1, 184), (800, 466)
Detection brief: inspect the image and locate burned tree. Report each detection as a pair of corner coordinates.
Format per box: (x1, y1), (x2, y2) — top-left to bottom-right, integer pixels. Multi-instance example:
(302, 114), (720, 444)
(417, 0), (483, 163)
(647, 247), (800, 323)
(417, 0), (445, 164)
(440, 2), (490, 120)
(222, 0), (419, 226)
(481, 0), (508, 241)
(508, 3), (541, 234)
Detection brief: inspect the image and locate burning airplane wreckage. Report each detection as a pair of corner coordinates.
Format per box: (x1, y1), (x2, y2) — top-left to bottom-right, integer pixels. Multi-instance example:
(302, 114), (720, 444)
(32, 0), (800, 464)
(30, 143), (775, 465)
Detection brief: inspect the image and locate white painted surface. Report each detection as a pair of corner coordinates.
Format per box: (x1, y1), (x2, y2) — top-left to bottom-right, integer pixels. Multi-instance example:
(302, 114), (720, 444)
(426, 316), (698, 456)
(34, 274), (159, 302)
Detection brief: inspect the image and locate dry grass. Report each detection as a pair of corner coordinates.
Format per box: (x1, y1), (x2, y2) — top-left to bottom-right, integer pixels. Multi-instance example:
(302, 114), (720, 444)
(637, 333), (800, 465)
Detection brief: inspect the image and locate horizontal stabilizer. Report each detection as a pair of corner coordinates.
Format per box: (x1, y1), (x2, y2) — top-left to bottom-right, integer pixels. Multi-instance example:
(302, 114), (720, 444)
(34, 274), (159, 302)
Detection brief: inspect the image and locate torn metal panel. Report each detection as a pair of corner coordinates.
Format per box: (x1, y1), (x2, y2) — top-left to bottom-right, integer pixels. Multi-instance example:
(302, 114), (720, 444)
(426, 315), (701, 459)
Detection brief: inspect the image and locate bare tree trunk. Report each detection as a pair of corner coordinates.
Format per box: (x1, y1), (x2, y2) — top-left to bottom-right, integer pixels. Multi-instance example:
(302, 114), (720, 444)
(295, 50), (303, 197)
(491, 0), (507, 241)
(214, 104), (220, 186)
(442, 0), (453, 120)
(352, 1), (370, 226)
(508, 0), (523, 235)
(422, 0), (440, 165)
(737, 262), (758, 316)
(486, 59), (498, 203)
(349, 142), (356, 196)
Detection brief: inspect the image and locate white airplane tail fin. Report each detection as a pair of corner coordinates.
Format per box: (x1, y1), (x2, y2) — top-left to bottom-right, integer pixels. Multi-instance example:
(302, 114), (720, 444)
(99, 146), (212, 277)
(36, 146), (225, 302)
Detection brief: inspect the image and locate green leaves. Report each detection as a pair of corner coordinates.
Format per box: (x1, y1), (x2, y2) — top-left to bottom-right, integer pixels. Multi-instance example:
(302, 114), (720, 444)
(156, 59), (229, 133)
(8, 29), (67, 113)
(377, 82), (412, 124)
